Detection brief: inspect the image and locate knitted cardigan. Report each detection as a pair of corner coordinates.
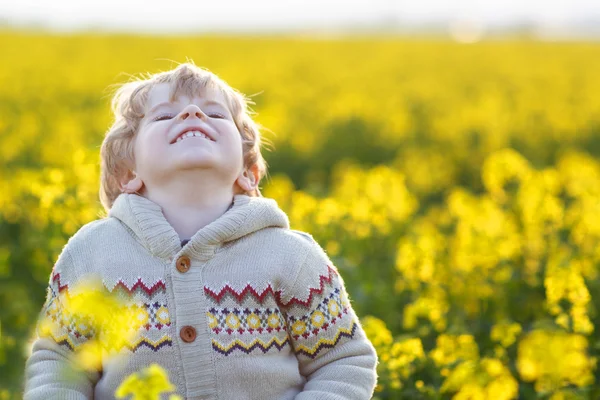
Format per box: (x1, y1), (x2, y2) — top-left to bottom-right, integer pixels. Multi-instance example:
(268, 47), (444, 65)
(24, 193), (378, 399)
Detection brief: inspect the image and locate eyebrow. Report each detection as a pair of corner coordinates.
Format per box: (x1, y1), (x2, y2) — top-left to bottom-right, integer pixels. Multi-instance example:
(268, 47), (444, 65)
(147, 100), (229, 116)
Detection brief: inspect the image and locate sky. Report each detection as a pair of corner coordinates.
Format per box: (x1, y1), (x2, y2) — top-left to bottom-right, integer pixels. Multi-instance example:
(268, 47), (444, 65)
(1, 0), (599, 36)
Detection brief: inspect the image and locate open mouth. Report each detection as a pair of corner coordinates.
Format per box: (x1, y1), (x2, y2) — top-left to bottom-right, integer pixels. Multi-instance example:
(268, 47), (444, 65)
(173, 130), (215, 144)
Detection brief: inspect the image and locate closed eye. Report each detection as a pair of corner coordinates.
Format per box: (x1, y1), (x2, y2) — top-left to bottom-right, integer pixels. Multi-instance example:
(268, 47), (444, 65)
(153, 113), (227, 122)
(153, 114), (173, 121)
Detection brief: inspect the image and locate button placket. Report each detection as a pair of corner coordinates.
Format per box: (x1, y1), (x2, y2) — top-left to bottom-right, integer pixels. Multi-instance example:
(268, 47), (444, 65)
(169, 250), (218, 395)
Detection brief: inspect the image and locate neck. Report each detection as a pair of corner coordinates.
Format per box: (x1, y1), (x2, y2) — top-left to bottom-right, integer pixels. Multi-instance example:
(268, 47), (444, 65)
(139, 180), (236, 241)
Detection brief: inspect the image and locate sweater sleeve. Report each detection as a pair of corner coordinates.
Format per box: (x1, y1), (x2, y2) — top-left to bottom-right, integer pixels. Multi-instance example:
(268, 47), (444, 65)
(23, 245), (101, 399)
(280, 237), (379, 400)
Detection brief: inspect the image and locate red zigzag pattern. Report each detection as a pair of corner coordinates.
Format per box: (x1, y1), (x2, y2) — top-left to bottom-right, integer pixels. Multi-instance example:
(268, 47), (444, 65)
(51, 272), (166, 297)
(53, 265), (336, 305)
(111, 278), (166, 297)
(204, 264), (338, 308)
(51, 272), (69, 293)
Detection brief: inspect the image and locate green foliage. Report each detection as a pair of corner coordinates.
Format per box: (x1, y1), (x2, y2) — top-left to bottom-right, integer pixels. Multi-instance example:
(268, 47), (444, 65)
(1, 31), (599, 398)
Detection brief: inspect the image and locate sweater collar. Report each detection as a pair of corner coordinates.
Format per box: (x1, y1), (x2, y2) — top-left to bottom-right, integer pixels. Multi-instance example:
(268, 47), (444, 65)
(108, 193), (290, 261)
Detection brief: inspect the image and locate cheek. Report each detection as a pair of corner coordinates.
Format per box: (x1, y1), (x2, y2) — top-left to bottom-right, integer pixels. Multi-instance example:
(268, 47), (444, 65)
(132, 134), (158, 168)
(235, 136), (247, 164)
(137, 131), (162, 153)
(134, 136), (147, 160)
(227, 128), (244, 156)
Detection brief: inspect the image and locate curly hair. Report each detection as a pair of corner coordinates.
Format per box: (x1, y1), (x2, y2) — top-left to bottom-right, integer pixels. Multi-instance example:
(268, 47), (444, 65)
(99, 62), (270, 212)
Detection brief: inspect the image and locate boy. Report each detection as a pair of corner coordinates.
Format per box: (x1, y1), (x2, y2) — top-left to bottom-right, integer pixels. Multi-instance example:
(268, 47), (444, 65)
(24, 62), (378, 399)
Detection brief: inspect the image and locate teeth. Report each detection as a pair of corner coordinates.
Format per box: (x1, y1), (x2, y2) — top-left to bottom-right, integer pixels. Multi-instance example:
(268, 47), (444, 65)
(176, 130), (210, 143)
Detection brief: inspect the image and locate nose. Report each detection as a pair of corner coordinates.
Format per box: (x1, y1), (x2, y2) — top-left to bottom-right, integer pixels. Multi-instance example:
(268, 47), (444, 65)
(178, 104), (206, 121)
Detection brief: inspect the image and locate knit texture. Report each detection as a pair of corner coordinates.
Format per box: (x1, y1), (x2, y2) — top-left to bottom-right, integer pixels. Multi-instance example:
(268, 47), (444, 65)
(24, 193), (379, 399)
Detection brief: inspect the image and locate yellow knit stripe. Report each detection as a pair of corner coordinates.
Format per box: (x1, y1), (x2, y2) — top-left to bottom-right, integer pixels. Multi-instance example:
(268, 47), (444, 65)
(126, 335), (172, 352)
(212, 335), (289, 355)
(293, 320), (358, 358)
(42, 332), (79, 350)
(43, 330), (173, 352)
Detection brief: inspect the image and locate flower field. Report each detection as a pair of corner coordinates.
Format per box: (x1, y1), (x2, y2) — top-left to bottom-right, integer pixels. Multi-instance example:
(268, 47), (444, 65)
(0, 30), (599, 398)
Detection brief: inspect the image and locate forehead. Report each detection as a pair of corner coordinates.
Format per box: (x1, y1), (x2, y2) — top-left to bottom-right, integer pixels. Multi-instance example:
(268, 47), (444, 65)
(145, 82), (228, 111)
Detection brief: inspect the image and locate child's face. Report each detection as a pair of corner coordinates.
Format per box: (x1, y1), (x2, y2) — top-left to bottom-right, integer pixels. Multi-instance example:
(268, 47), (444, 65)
(130, 82), (245, 192)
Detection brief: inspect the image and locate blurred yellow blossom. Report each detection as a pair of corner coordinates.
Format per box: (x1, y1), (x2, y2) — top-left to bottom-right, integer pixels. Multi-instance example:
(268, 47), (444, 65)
(482, 148), (533, 203)
(37, 275), (145, 378)
(387, 337), (425, 382)
(403, 287), (449, 332)
(115, 363), (180, 400)
(517, 329), (596, 393)
(544, 248), (593, 335)
(3, 33), (600, 400)
(440, 358), (518, 400)
(361, 316), (393, 351)
(491, 321), (522, 348)
(430, 334), (479, 368)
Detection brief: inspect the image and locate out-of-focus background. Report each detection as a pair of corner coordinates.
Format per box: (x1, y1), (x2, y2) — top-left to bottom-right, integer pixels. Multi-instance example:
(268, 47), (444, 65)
(1, 1), (600, 398)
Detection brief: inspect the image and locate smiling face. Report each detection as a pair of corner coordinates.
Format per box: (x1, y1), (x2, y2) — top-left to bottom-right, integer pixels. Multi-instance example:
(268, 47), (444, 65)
(130, 82), (245, 190)
(100, 63), (267, 211)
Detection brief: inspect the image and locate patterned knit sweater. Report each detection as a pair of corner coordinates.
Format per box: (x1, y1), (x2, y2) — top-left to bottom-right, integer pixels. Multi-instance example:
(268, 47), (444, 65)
(24, 193), (379, 399)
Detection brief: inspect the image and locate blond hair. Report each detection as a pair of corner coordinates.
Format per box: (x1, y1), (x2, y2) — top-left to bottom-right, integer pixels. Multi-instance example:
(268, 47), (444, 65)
(99, 62), (270, 212)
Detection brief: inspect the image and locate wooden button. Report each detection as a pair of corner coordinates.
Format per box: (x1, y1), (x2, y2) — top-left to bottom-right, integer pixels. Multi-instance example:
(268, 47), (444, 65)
(176, 256), (191, 273)
(180, 326), (197, 343)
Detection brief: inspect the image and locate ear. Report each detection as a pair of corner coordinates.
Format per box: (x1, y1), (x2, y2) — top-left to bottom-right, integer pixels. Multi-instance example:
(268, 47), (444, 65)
(235, 164), (260, 193)
(119, 171), (144, 194)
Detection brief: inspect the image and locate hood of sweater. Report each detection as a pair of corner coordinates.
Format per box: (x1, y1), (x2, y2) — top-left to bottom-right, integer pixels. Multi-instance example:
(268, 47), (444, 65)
(108, 193), (290, 261)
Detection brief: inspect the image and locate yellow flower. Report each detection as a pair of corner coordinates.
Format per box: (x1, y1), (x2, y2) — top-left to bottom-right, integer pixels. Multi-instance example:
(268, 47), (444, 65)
(482, 148), (532, 203)
(430, 334), (478, 368)
(73, 341), (105, 372)
(115, 364), (177, 399)
(440, 358), (518, 400)
(133, 306), (149, 327)
(491, 321), (522, 348)
(41, 277), (143, 371)
(517, 329), (596, 392)
(361, 316), (393, 350)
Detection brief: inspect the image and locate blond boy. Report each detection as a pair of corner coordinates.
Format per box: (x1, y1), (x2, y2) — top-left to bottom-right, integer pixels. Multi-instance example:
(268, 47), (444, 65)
(24, 62), (378, 399)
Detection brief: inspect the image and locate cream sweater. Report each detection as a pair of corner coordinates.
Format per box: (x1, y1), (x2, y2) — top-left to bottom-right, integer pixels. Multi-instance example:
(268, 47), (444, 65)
(24, 193), (378, 399)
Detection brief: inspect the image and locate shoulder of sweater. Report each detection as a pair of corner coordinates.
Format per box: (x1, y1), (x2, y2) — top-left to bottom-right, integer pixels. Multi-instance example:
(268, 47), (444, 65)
(267, 229), (339, 302)
(50, 217), (120, 283)
(287, 229), (332, 264)
(258, 227), (332, 269)
(64, 217), (122, 250)
(287, 229), (315, 244)
(235, 227), (326, 272)
(60, 217), (127, 274)
(246, 226), (318, 254)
